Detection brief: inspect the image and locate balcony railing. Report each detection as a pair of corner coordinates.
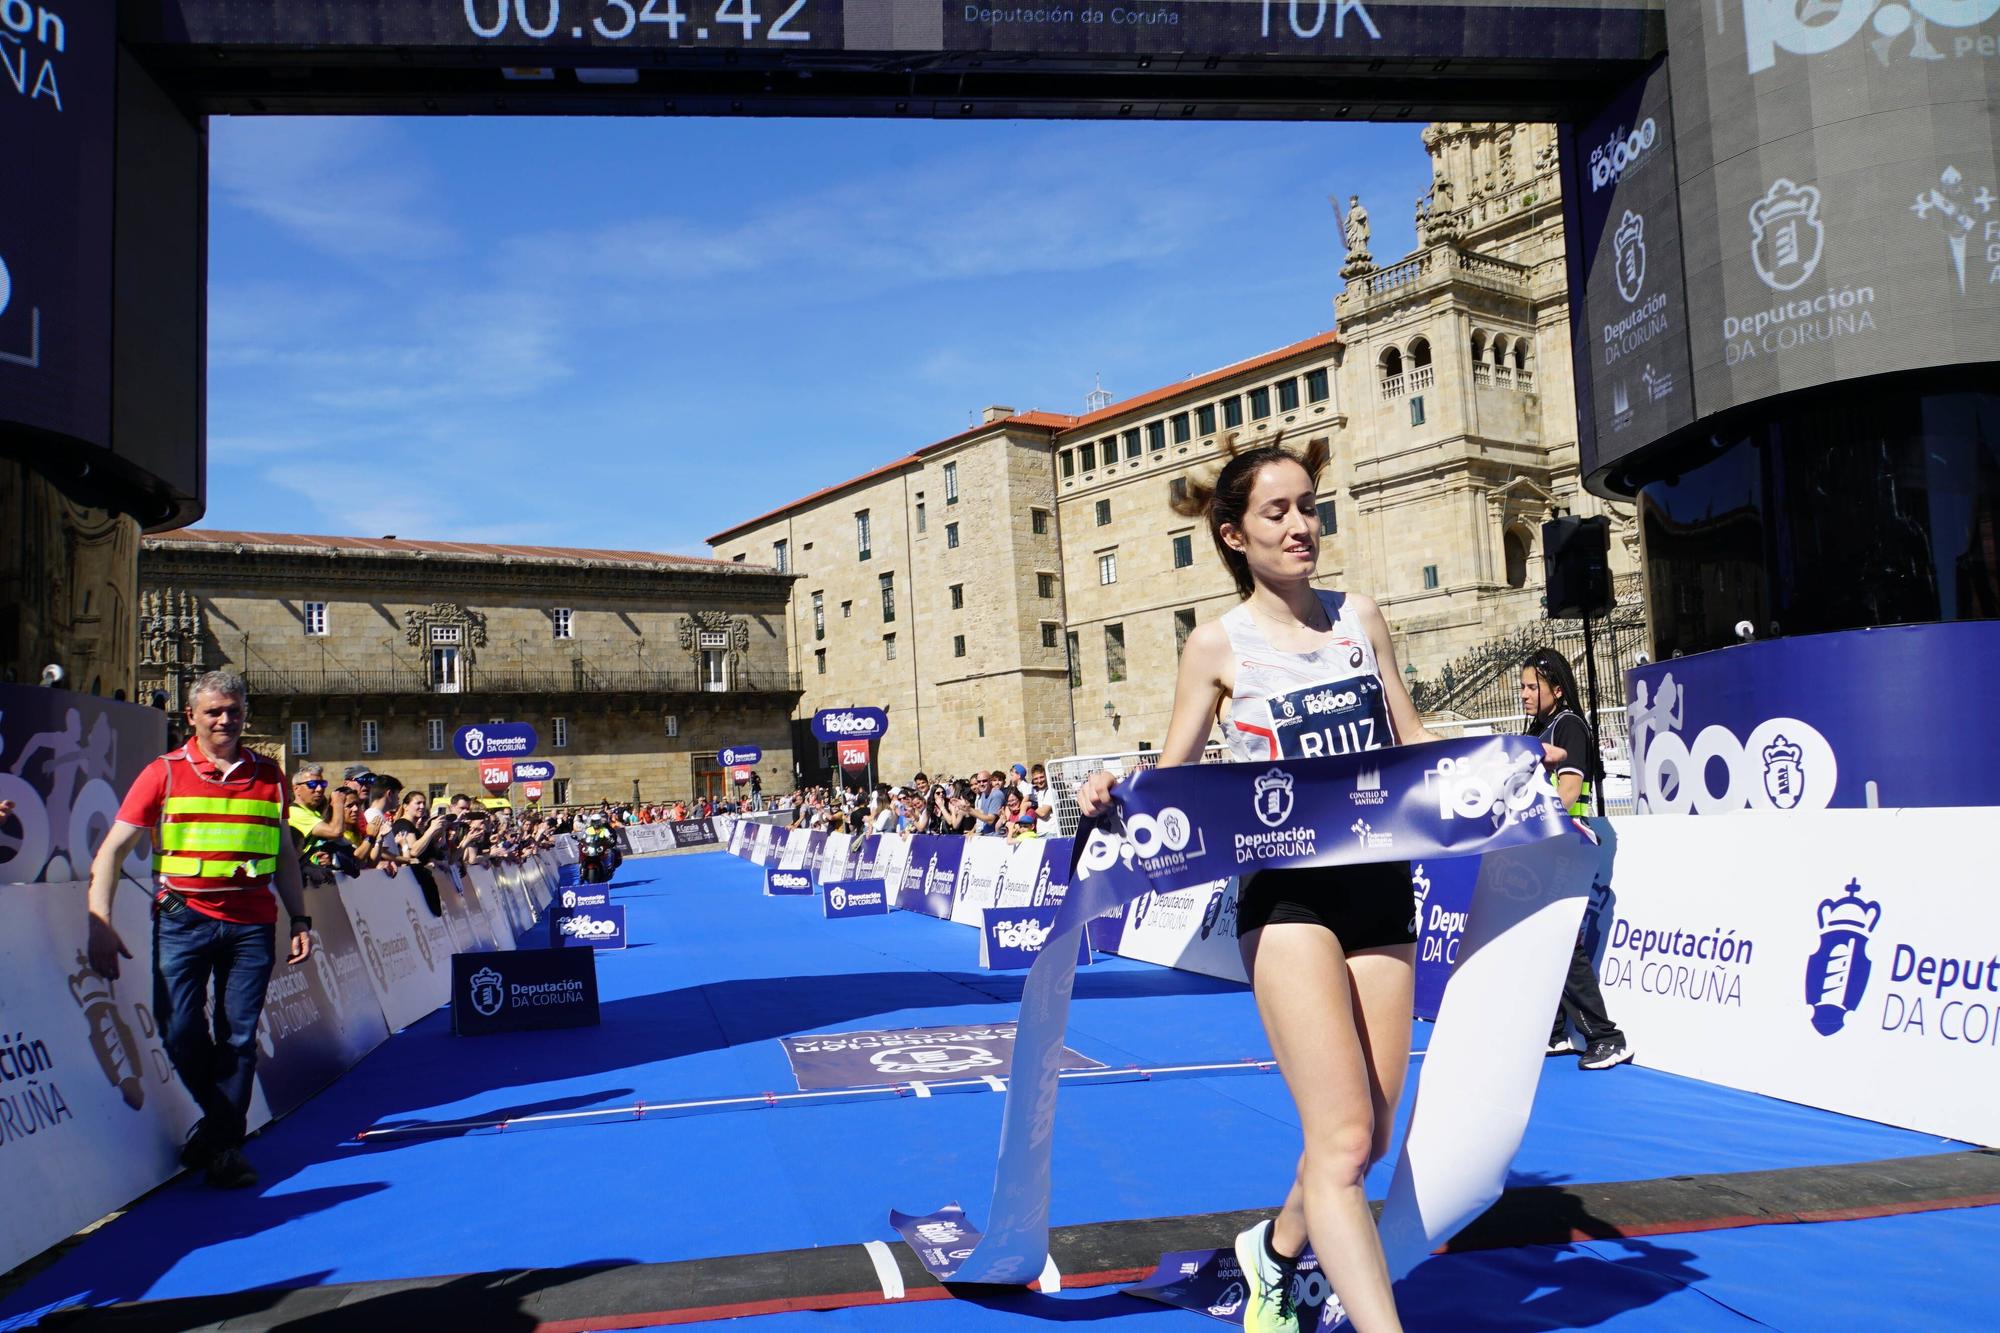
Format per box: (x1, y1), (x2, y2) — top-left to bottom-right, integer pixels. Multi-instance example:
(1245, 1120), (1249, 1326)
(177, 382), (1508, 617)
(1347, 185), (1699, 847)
(1472, 363), (1537, 393)
(241, 666), (803, 698)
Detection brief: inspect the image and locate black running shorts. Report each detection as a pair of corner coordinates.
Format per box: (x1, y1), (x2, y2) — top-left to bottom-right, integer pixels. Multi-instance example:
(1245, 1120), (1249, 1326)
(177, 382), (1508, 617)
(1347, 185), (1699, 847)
(1236, 860), (1417, 954)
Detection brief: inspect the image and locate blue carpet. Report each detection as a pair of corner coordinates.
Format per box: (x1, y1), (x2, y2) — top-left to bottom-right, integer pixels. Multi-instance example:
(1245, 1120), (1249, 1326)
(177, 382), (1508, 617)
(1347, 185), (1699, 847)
(0, 851), (1974, 1329)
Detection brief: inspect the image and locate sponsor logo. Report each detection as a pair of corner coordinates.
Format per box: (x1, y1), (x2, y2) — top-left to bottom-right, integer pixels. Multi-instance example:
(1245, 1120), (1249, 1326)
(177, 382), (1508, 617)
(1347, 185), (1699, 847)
(1631, 686), (1839, 814)
(1741, 0), (1999, 74)
(1642, 362), (1675, 402)
(1761, 733), (1807, 810)
(1806, 878), (1881, 1035)
(993, 918), (1053, 951)
(68, 953), (147, 1111)
(770, 871), (812, 891)
(915, 1220), (966, 1245)
(1410, 862), (1431, 936)
(1252, 768), (1296, 829)
(1077, 807), (1206, 880)
(1350, 764), (1388, 807)
(1749, 178), (1825, 292)
(1425, 750), (1555, 830)
(470, 966), (506, 1017)
(1910, 164), (1999, 295)
(407, 902), (436, 972)
(1209, 1281), (1247, 1318)
(357, 917), (386, 992)
(1613, 209), (1648, 302)
(819, 711), (882, 737)
(1199, 886), (1236, 941)
(829, 886), (847, 911)
(1350, 817), (1395, 851)
(559, 913), (621, 939)
(1590, 118), (1659, 191)
(463, 727), (486, 757)
(870, 1045), (1004, 1076)
(1612, 379), (1633, 429)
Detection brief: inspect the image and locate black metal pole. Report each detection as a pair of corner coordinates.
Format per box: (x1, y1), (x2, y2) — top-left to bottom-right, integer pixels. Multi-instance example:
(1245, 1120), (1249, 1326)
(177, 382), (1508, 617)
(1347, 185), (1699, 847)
(1582, 612), (1603, 816)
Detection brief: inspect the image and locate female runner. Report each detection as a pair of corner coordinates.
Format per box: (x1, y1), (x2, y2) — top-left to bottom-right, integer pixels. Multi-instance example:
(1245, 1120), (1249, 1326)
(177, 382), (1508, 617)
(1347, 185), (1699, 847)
(1077, 438), (1434, 1333)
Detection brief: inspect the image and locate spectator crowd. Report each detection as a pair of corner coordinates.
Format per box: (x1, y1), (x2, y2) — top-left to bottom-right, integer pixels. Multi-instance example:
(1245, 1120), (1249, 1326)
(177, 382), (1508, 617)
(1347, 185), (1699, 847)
(774, 763), (1060, 842)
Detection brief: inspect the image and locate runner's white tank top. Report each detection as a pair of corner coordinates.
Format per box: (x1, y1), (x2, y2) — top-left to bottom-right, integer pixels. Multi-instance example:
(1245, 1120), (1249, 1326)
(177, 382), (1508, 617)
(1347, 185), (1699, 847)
(1219, 590), (1398, 762)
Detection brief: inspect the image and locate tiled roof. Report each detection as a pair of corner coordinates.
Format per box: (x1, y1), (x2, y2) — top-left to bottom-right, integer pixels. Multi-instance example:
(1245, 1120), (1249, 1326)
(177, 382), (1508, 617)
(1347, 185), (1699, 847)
(703, 330), (1339, 544)
(1055, 330), (1341, 437)
(145, 529), (762, 572)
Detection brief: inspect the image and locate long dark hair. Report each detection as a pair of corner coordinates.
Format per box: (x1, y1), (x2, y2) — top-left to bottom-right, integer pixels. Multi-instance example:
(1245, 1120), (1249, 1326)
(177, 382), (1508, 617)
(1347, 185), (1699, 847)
(1522, 646), (1600, 778)
(1169, 433), (1331, 597)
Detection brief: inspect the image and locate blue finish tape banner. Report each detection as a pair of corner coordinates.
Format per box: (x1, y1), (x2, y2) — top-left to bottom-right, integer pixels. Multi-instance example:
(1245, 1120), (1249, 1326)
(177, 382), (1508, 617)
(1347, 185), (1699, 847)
(916, 736), (1601, 1285)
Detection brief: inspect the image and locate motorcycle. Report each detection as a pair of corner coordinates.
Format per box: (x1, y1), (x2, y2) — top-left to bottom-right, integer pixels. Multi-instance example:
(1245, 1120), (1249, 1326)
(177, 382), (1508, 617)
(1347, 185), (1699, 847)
(578, 831), (620, 884)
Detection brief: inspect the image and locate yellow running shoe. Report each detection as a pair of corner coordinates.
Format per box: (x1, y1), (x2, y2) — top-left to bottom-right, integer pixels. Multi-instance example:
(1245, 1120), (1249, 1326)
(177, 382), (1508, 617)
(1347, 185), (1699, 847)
(1233, 1220), (1302, 1333)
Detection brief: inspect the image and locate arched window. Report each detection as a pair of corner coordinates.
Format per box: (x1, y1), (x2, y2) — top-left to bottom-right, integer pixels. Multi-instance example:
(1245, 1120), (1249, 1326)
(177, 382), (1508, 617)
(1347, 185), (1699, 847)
(1504, 527), (1531, 589)
(1379, 346), (1404, 380)
(1469, 331), (1486, 364)
(1489, 334), (1509, 366)
(1409, 337), (1432, 368)
(1512, 339), (1529, 371)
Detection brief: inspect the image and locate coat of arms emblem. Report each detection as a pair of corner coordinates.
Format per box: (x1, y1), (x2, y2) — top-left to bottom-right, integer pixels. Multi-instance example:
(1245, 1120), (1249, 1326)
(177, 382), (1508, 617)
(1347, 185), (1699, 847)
(1749, 178), (1824, 292)
(1613, 209), (1647, 302)
(469, 965), (506, 1017)
(1253, 768), (1296, 829)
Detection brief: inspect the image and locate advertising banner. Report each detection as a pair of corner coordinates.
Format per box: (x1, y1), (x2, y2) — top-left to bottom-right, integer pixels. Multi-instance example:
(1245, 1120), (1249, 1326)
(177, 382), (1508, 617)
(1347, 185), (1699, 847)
(1412, 858), (1483, 1020)
(717, 745), (762, 767)
(553, 903), (628, 950)
(1127, 1246), (1335, 1327)
(667, 818), (719, 848)
(897, 837), (964, 919)
(623, 825), (675, 855)
(1626, 623), (2000, 814)
(998, 839), (1062, 910)
(457, 865), (522, 951)
(837, 738), (871, 771)
(1098, 879), (1247, 985)
(812, 707), (888, 743)
(888, 1204), (984, 1285)
(437, 869), (493, 952)
(512, 760), (555, 784)
(916, 737), (1600, 1287)
(776, 828), (810, 872)
(1597, 809), (2000, 1147)
(778, 1023), (1102, 1092)
(451, 948), (599, 1037)
(0, 687), (166, 885)
(765, 868), (815, 897)
(333, 869), (454, 1033)
(874, 837), (913, 905)
(822, 879), (890, 920)
(0, 879), (204, 1276)
(453, 722), (538, 761)
(980, 907), (1091, 971)
(254, 883), (391, 1118)
(478, 763), (512, 794)
(949, 839), (1012, 927)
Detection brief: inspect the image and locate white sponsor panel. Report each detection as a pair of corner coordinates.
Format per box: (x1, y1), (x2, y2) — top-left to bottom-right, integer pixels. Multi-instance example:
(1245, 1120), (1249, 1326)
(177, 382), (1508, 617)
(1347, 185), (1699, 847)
(0, 879), (207, 1274)
(874, 837), (913, 906)
(1104, 879), (1248, 984)
(1599, 809), (1999, 1147)
(553, 833), (580, 865)
(336, 870), (454, 1032)
(997, 841), (1050, 909)
(457, 864), (520, 952)
(777, 829), (810, 872)
(950, 840), (1013, 927)
(624, 825), (675, 854)
(820, 833), (854, 881)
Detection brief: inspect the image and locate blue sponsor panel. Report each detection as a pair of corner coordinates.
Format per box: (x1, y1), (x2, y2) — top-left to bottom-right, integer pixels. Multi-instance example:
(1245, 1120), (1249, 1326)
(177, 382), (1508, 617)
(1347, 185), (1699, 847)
(896, 836), (964, 918)
(980, 906), (1091, 971)
(1411, 857), (1482, 1021)
(667, 818), (718, 848)
(889, 1203), (984, 1283)
(452, 722), (538, 761)
(0, 685), (165, 885)
(822, 878), (890, 919)
(1126, 1246), (1334, 1325)
(553, 903), (627, 950)
(810, 707), (888, 742)
(716, 744), (762, 767)
(1624, 623), (2000, 814)
(512, 759), (555, 783)
(450, 948), (599, 1036)
(765, 867), (815, 896)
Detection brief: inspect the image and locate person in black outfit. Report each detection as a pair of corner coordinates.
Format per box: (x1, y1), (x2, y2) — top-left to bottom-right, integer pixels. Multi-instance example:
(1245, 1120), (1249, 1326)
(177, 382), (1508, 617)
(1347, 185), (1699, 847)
(1522, 647), (1633, 1071)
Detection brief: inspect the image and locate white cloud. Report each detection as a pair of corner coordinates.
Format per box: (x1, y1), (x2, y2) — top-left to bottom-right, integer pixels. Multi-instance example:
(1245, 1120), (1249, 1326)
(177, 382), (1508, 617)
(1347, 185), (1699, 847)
(210, 118), (452, 265)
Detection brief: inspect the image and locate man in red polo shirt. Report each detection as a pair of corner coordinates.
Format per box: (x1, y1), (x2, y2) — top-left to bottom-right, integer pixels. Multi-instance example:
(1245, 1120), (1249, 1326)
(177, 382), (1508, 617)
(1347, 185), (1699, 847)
(85, 670), (313, 1189)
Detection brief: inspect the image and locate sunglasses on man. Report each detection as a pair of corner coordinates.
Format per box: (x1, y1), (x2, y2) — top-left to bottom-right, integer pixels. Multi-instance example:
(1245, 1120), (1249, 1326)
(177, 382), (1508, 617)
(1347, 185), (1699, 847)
(297, 779), (328, 790)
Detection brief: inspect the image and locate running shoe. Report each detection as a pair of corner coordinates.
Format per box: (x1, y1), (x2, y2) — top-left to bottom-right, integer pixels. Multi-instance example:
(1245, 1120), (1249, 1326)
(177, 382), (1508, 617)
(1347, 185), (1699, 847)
(178, 1124), (217, 1171)
(1233, 1220), (1301, 1333)
(1546, 1034), (1577, 1055)
(204, 1147), (259, 1190)
(1580, 1038), (1634, 1070)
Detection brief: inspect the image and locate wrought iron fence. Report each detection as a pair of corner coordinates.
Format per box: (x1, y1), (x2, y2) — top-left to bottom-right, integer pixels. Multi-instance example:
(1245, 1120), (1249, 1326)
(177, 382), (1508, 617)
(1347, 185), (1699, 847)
(242, 665), (802, 697)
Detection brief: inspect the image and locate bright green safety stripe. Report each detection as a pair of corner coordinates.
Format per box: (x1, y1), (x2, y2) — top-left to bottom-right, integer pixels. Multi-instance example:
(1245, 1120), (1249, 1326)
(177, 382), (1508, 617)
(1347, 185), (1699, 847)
(153, 854), (279, 879)
(1567, 780), (1595, 818)
(158, 822), (282, 854)
(162, 796), (283, 818)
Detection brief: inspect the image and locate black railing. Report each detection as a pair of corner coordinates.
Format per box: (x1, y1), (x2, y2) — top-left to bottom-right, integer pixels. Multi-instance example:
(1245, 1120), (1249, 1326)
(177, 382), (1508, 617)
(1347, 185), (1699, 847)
(242, 666), (803, 697)
(1410, 589), (1646, 722)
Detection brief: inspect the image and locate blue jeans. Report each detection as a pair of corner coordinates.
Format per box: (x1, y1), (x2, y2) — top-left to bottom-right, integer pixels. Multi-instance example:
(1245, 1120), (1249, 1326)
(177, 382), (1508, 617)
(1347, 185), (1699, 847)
(152, 902), (276, 1150)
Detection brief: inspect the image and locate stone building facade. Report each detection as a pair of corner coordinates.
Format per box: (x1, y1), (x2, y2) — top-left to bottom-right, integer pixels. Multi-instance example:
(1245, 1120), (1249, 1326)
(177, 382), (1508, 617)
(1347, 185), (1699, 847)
(713, 121), (1640, 771)
(138, 531), (798, 805)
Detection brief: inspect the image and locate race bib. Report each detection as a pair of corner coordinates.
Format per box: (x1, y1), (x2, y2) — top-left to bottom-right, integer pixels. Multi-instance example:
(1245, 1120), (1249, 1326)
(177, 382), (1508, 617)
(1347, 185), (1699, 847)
(1264, 675), (1392, 759)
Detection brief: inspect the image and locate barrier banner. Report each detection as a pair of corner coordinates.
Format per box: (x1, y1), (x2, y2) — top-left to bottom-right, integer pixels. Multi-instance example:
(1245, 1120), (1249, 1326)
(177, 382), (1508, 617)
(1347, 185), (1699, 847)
(765, 867), (815, 897)
(980, 907), (1090, 971)
(554, 833), (580, 864)
(0, 688), (166, 886)
(950, 839), (1012, 927)
(334, 869), (454, 1032)
(451, 948), (598, 1036)
(1127, 1246), (1334, 1325)
(819, 833), (854, 883)
(553, 903), (628, 950)
(668, 818), (719, 848)
(439, 869), (497, 953)
(1412, 858), (1483, 1021)
(998, 839), (1062, 910)
(1625, 623), (2000, 814)
(887, 1204), (984, 1283)
(623, 825), (674, 855)
(1595, 810), (2000, 1147)
(781, 1023), (1102, 1092)
(919, 737), (1598, 1286)
(255, 882), (391, 1118)
(897, 837), (964, 918)
(457, 865), (520, 952)
(823, 878), (890, 919)
(1095, 879), (1246, 984)
(874, 837), (913, 906)
(728, 820), (749, 856)
(777, 829), (812, 872)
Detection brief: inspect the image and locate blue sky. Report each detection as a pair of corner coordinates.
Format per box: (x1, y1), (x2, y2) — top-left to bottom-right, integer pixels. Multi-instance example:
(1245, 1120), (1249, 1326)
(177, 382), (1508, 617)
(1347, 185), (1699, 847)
(204, 115), (1433, 555)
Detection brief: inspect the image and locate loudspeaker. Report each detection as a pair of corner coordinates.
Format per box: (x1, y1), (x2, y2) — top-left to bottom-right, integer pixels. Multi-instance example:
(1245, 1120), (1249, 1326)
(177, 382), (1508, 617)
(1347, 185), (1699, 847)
(1542, 514), (1614, 620)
